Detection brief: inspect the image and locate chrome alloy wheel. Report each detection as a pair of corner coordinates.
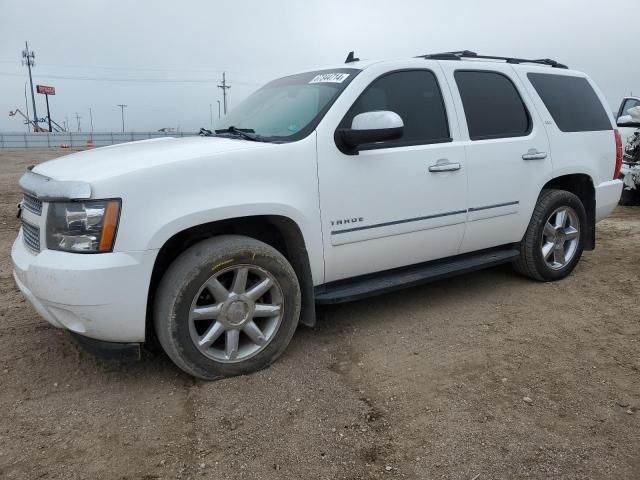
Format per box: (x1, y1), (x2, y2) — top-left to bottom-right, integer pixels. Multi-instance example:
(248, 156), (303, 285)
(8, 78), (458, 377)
(188, 265), (284, 363)
(541, 206), (580, 270)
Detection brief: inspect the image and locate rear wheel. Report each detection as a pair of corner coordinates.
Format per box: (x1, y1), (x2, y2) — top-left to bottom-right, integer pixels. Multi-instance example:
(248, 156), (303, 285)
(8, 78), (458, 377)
(154, 235), (301, 380)
(513, 189), (586, 281)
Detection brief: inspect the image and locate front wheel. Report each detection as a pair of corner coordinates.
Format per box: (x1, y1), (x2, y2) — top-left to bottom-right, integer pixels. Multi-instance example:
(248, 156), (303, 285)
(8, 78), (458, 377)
(513, 189), (586, 281)
(154, 235), (301, 380)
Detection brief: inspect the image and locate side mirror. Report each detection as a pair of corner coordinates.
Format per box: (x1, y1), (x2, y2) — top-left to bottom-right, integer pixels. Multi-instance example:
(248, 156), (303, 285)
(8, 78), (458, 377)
(337, 111), (404, 153)
(617, 115), (640, 128)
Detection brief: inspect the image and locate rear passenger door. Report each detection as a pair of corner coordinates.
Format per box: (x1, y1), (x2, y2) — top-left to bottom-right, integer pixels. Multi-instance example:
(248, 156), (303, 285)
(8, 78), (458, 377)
(439, 63), (553, 253)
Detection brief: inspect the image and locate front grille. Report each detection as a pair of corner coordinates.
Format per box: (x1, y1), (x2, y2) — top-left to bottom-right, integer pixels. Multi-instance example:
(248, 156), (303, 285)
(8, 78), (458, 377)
(22, 221), (41, 253)
(22, 194), (43, 215)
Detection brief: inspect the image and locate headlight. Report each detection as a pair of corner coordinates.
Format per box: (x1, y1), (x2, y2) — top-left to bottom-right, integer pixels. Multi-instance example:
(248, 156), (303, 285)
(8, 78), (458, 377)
(46, 199), (121, 253)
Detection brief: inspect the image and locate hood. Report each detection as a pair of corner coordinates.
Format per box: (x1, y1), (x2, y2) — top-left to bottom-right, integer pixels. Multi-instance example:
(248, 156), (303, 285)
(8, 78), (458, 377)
(33, 136), (270, 183)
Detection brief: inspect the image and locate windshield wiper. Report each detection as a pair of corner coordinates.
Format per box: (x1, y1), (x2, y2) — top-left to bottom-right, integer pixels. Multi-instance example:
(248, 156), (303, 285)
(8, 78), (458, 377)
(214, 126), (265, 142)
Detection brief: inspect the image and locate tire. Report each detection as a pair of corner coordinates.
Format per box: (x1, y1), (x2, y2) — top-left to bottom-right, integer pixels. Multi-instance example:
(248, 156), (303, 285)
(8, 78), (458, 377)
(513, 189), (587, 282)
(619, 186), (640, 206)
(154, 235), (301, 380)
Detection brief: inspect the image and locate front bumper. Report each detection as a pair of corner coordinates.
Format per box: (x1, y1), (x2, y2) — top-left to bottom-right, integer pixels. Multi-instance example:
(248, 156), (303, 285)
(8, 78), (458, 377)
(595, 179), (623, 222)
(11, 231), (157, 343)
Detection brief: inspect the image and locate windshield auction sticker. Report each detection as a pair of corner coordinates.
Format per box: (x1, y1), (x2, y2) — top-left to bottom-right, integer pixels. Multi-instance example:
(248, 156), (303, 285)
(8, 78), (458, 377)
(309, 73), (350, 84)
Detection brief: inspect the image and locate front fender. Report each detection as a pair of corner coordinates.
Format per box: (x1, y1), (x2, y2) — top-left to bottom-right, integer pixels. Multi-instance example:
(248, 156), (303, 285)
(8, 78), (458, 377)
(144, 203), (324, 287)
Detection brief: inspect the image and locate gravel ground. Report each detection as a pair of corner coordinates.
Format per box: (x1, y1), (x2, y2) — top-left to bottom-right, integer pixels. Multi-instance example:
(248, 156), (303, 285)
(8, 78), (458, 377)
(0, 148), (638, 480)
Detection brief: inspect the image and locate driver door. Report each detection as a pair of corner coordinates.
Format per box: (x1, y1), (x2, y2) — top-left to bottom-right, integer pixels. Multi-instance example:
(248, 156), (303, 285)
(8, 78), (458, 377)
(316, 68), (468, 283)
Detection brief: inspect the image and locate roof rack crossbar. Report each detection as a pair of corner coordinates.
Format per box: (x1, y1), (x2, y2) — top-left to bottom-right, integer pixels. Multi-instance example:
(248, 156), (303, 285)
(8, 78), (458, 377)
(417, 50), (568, 69)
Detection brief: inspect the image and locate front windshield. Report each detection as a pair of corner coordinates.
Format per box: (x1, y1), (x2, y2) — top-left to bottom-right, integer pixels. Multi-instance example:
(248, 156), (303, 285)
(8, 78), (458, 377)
(216, 69), (360, 141)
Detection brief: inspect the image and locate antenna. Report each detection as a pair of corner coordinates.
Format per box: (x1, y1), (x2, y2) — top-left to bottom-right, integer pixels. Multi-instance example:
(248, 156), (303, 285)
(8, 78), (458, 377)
(345, 51), (359, 64)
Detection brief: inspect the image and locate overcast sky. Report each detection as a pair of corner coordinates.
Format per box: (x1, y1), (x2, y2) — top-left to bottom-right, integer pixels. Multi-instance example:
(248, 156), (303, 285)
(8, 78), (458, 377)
(0, 0), (636, 133)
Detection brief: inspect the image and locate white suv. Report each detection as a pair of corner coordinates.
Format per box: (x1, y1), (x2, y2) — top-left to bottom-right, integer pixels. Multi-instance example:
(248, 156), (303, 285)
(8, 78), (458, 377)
(12, 51), (623, 379)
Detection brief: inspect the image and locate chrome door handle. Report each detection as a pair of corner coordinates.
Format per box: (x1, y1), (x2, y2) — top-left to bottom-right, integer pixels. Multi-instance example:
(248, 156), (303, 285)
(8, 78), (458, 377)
(522, 149), (548, 161)
(429, 160), (461, 172)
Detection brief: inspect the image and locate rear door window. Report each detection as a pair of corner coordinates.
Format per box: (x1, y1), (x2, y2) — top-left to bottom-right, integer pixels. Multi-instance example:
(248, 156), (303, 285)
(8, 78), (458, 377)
(527, 73), (612, 132)
(455, 71), (531, 140)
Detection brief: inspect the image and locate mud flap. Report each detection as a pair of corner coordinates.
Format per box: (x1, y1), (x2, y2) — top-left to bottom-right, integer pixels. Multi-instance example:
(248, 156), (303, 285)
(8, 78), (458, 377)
(71, 332), (142, 361)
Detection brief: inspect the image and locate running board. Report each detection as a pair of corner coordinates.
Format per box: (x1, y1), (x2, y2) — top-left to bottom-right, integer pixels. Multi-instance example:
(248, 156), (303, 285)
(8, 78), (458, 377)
(314, 247), (520, 305)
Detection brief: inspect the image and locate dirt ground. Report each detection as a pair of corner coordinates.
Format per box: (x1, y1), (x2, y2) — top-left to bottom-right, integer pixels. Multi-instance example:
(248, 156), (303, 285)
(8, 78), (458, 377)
(0, 148), (638, 480)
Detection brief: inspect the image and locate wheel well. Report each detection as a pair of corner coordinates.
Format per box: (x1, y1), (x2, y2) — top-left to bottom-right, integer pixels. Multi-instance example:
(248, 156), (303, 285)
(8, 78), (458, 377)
(543, 174), (596, 250)
(145, 215), (316, 345)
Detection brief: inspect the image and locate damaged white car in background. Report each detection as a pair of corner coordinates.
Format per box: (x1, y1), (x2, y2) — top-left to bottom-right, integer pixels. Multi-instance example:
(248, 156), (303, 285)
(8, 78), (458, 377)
(617, 105), (640, 205)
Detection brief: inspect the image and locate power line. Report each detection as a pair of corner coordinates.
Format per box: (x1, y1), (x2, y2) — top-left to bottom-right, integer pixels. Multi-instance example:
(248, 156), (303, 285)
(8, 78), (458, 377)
(1, 59), (248, 76)
(0, 70), (261, 86)
(0, 58), (269, 85)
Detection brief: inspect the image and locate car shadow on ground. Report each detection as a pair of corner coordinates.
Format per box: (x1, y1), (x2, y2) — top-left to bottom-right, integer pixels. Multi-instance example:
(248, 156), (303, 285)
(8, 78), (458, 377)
(40, 263), (526, 381)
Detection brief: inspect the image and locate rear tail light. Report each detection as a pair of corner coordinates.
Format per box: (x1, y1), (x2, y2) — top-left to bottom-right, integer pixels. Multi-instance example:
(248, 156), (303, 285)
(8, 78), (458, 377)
(614, 129), (623, 179)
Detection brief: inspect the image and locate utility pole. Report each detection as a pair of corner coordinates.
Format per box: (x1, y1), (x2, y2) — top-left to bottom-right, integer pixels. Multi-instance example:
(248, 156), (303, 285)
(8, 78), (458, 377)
(117, 104), (127, 132)
(64, 116), (69, 132)
(217, 100), (221, 119)
(23, 82), (30, 132)
(44, 93), (52, 132)
(21, 41), (38, 130)
(75, 112), (82, 132)
(89, 108), (94, 132)
(217, 72), (230, 115)
(209, 103), (213, 129)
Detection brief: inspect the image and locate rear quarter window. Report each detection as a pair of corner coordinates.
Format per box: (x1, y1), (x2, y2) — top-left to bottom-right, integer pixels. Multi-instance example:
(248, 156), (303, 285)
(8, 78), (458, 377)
(527, 73), (612, 132)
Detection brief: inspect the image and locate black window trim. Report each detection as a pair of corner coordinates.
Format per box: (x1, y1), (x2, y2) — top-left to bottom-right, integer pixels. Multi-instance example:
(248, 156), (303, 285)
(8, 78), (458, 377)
(334, 68), (454, 154)
(454, 69), (533, 142)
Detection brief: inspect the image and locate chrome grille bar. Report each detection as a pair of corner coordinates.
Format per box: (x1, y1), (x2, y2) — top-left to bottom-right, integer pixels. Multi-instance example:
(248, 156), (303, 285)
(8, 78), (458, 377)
(21, 220), (41, 253)
(22, 194), (43, 216)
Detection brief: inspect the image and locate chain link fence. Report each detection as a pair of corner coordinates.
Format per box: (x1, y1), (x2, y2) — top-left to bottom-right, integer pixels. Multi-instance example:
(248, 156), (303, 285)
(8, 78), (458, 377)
(0, 131), (197, 149)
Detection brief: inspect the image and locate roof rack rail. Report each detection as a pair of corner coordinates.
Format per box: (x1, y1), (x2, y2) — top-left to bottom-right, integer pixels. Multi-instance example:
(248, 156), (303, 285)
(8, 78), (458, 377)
(417, 50), (569, 69)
